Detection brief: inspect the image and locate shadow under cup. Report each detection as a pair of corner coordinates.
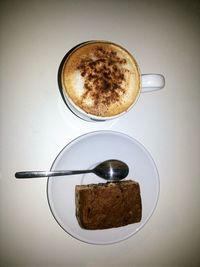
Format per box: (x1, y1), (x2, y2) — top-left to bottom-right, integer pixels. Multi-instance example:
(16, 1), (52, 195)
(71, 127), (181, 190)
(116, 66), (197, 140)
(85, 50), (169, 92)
(58, 41), (142, 122)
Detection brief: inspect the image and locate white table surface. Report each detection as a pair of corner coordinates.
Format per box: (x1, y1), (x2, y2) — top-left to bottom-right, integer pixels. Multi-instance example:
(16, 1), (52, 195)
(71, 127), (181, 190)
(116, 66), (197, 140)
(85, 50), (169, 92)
(1, 0), (200, 266)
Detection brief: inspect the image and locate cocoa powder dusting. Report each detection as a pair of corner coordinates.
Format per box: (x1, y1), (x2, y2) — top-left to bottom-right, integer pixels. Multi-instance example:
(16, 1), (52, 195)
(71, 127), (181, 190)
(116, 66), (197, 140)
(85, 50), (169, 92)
(77, 47), (128, 108)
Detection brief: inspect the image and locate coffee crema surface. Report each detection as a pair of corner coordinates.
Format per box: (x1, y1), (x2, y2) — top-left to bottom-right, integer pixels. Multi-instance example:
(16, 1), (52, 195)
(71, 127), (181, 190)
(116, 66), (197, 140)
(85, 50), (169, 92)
(62, 41), (140, 117)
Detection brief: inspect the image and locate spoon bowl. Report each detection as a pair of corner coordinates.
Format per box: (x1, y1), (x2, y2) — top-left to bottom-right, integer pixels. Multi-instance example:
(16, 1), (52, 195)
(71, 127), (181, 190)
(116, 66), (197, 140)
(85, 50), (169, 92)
(92, 159), (129, 181)
(15, 159), (129, 181)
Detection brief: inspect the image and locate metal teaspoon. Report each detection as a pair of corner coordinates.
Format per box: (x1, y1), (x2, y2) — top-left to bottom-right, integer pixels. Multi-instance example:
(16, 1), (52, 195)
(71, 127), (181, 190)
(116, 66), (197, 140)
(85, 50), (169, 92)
(15, 159), (129, 181)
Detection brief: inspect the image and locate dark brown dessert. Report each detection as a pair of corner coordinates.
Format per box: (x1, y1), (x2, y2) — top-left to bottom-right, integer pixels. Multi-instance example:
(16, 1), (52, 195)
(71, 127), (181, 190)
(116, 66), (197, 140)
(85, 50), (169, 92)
(75, 180), (142, 230)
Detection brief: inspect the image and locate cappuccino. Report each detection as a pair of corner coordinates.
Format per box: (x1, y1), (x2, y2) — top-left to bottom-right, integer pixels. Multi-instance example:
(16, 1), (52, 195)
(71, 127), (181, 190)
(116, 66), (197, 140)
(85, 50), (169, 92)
(61, 41), (141, 118)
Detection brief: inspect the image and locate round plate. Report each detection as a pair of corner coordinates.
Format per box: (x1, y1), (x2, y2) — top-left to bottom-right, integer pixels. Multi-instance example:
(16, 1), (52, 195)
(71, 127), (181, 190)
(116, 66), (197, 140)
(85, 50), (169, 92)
(47, 131), (159, 244)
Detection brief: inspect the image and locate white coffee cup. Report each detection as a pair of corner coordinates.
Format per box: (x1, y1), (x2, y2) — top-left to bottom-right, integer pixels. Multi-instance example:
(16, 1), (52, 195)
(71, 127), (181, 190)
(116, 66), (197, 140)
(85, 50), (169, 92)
(59, 41), (165, 122)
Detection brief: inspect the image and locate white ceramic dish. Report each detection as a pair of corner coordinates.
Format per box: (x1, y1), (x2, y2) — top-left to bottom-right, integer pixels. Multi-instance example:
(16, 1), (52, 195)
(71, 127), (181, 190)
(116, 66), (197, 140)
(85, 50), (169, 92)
(47, 131), (159, 244)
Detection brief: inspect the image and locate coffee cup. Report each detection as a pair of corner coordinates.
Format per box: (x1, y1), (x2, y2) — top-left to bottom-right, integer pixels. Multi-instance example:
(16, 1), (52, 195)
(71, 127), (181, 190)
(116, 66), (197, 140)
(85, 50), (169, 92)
(58, 40), (165, 121)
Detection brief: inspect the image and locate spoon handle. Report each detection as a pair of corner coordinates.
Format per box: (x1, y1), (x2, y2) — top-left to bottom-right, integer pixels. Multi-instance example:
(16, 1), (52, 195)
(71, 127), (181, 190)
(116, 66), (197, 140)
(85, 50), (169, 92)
(15, 170), (92, 178)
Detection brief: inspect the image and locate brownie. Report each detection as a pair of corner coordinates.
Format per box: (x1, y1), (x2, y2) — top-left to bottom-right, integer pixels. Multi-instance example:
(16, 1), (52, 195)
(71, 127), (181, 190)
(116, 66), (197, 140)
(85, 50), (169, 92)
(75, 180), (142, 230)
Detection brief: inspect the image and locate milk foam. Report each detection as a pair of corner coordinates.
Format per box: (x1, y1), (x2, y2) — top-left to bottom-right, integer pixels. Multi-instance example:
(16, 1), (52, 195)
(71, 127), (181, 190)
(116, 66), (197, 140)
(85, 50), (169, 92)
(72, 71), (84, 97)
(82, 96), (94, 107)
(72, 71), (95, 106)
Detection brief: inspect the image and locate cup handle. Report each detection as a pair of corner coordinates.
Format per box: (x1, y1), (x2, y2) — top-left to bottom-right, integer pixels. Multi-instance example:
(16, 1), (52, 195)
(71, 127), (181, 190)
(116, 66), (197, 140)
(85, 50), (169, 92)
(141, 74), (165, 92)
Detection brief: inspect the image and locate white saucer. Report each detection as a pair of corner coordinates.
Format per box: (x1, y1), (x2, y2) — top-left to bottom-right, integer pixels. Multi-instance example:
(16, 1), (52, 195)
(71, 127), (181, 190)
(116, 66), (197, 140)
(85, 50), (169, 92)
(47, 131), (159, 244)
